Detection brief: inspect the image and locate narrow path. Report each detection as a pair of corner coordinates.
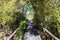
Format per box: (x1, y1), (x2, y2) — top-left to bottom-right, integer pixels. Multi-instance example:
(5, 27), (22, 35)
(22, 18), (42, 40)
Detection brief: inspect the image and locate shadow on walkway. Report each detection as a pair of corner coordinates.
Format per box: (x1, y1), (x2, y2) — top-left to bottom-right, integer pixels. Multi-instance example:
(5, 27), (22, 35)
(22, 19), (42, 40)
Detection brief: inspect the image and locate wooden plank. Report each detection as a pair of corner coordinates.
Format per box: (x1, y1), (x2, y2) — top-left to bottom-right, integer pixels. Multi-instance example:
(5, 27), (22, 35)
(43, 28), (60, 40)
(7, 26), (21, 40)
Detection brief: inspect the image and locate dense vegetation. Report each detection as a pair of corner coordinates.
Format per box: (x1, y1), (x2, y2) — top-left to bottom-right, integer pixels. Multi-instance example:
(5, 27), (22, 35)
(0, 0), (60, 40)
(30, 0), (60, 40)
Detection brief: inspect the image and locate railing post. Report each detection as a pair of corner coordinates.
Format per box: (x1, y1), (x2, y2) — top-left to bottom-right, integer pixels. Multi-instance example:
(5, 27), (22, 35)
(3, 24), (6, 40)
(4, 32), (7, 40)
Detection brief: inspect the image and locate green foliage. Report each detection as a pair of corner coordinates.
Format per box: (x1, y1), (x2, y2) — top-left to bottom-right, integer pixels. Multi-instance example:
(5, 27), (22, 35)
(16, 20), (27, 40)
(30, 0), (60, 39)
(0, 0), (26, 40)
(20, 21), (27, 30)
(0, 0), (16, 24)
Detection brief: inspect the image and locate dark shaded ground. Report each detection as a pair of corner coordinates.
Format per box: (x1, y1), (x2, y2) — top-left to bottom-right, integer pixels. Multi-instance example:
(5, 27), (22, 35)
(22, 18), (42, 40)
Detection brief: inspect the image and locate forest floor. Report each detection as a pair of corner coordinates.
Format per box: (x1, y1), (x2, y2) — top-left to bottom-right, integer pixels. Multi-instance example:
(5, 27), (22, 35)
(22, 18), (42, 40)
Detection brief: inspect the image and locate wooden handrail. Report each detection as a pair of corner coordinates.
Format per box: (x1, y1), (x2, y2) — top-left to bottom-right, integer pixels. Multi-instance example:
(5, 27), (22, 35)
(7, 26), (21, 40)
(43, 28), (60, 40)
(4, 24), (60, 40)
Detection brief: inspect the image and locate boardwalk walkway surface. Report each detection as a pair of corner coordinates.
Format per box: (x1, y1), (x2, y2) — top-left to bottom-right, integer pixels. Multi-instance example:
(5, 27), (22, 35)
(22, 18), (42, 40)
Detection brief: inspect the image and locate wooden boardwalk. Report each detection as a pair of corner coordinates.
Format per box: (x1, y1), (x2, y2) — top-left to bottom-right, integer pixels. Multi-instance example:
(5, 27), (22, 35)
(22, 18), (42, 40)
(4, 18), (60, 40)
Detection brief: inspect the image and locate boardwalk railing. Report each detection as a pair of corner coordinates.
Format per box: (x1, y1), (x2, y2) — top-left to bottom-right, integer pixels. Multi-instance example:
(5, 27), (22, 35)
(4, 26), (60, 40)
(43, 28), (60, 40)
(4, 26), (22, 40)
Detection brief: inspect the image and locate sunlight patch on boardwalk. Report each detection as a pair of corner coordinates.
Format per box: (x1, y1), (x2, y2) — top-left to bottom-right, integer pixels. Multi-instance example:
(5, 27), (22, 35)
(23, 32), (42, 40)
